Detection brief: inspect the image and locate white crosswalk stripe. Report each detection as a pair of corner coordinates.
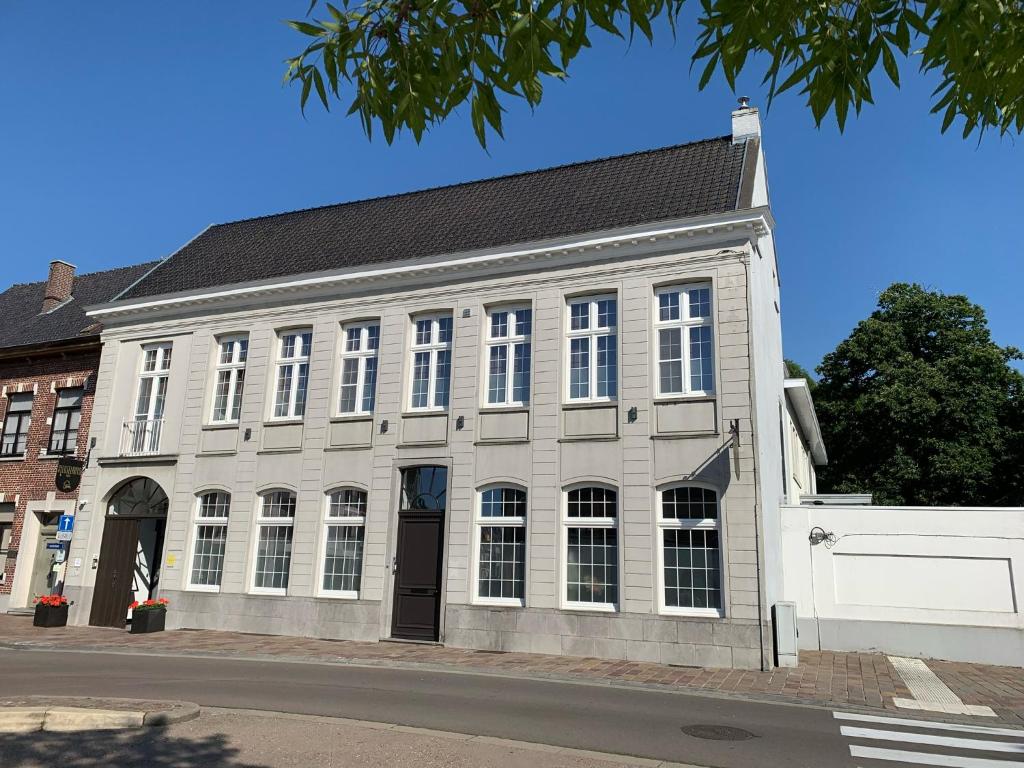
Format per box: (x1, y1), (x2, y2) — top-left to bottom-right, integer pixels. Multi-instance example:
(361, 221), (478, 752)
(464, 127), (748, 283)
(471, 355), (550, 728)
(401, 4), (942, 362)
(834, 711), (1024, 768)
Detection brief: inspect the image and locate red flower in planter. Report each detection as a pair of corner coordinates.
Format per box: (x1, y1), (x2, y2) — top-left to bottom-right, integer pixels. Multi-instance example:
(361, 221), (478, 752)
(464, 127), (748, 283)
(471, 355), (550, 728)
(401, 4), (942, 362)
(130, 597), (170, 612)
(33, 594), (68, 607)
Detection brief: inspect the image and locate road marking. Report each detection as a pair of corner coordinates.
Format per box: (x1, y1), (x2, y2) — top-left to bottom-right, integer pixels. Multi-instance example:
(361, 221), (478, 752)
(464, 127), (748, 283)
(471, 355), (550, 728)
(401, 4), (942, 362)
(835, 712), (1024, 738)
(888, 657), (996, 717)
(849, 745), (1024, 767)
(841, 726), (1024, 753)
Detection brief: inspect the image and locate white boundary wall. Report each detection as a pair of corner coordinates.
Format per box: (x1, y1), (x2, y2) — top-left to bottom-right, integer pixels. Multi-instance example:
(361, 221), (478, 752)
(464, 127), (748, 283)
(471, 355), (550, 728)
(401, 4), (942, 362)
(781, 504), (1024, 666)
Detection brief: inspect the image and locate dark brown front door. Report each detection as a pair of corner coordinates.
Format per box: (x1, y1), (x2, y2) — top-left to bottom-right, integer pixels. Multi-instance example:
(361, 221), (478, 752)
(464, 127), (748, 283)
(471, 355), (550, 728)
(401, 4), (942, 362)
(391, 466), (447, 641)
(89, 517), (139, 628)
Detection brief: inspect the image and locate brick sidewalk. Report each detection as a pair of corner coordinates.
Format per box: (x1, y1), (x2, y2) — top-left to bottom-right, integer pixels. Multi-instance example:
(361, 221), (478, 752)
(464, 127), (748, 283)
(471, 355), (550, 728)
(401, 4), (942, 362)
(1, 615), (1021, 725)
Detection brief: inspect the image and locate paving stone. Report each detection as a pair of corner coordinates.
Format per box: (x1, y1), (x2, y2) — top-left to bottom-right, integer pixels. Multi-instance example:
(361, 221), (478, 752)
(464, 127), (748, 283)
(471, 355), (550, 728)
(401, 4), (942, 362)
(1, 615), (1022, 725)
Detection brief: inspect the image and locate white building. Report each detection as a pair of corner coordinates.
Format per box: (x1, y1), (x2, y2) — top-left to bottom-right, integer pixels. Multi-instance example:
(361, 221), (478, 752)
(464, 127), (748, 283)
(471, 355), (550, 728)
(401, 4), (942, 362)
(63, 104), (826, 669)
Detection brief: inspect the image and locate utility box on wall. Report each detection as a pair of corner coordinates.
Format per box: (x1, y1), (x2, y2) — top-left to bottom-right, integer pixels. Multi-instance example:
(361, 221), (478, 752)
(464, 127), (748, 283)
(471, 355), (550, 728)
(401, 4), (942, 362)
(773, 601), (799, 667)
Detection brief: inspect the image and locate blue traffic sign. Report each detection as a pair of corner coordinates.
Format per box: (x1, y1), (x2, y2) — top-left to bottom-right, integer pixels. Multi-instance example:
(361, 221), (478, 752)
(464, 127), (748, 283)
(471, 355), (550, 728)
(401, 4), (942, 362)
(57, 515), (74, 533)
(46, 542), (64, 550)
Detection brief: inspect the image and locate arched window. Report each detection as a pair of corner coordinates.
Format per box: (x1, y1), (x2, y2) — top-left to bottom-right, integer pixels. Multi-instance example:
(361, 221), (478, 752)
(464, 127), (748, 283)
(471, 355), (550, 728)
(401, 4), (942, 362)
(320, 488), (367, 597)
(563, 486), (618, 609)
(189, 492), (230, 589)
(658, 485), (722, 614)
(252, 490), (296, 593)
(475, 486), (527, 604)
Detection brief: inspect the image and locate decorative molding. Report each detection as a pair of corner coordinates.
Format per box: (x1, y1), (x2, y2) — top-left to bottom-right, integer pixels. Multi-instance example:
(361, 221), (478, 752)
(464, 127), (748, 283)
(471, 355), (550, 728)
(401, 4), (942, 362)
(86, 209), (773, 324)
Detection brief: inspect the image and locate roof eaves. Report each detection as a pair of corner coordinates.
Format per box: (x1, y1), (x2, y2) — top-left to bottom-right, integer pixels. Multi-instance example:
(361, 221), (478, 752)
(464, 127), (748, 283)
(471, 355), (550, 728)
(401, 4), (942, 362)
(784, 378), (827, 465)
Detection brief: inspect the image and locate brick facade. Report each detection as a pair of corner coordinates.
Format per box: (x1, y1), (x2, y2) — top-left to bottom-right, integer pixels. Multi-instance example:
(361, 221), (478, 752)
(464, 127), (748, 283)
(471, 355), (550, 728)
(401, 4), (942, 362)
(0, 346), (99, 600)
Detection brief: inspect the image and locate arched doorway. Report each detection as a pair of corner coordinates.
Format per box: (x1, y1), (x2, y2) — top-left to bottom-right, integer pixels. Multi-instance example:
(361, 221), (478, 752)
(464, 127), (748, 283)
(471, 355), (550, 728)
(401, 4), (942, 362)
(89, 478), (168, 628)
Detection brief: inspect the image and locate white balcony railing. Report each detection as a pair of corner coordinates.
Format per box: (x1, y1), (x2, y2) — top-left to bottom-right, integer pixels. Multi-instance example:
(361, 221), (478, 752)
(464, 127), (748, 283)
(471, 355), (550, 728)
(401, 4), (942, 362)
(120, 418), (164, 456)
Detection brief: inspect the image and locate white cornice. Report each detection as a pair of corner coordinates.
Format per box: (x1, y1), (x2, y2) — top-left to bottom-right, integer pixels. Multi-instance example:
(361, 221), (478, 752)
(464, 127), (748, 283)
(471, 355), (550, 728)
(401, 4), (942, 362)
(784, 378), (827, 466)
(87, 208), (774, 322)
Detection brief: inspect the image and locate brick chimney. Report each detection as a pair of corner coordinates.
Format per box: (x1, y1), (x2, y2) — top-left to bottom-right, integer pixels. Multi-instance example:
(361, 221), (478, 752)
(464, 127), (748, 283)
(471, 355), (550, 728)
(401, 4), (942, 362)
(42, 260), (75, 312)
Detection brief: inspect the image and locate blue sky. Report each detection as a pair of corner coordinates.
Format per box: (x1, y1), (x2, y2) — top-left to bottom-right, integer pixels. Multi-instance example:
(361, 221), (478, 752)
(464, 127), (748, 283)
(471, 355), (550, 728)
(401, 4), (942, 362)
(1, 3), (1020, 374)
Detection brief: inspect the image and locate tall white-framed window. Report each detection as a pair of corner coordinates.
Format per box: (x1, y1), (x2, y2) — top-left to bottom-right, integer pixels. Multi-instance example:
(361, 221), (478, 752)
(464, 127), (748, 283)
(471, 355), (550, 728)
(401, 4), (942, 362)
(409, 313), (453, 411)
(189, 492), (230, 590)
(657, 484), (723, 615)
(338, 322), (379, 415)
(319, 488), (366, 597)
(562, 485), (618, 610)
(252, 490), (296, 594)
(654, 283), (714, 397)
(474, 486), (527, 605)
(130, 342), (172, 453)
(565, 295), (617, 402)
(484, 306), (532, 407)
(210, 336), (248, 423)
(272, 330), (312, 420)
(1, 392), (33, 458)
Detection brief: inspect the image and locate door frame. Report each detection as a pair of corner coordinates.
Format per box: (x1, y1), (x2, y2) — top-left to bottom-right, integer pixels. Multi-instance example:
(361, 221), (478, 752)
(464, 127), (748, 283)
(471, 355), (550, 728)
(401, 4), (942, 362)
(382, 458), (454, 642)
(88, 477), (169, 628)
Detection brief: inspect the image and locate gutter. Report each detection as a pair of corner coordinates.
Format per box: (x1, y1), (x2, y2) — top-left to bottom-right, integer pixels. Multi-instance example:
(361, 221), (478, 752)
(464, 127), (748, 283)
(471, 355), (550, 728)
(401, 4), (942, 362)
(85, 208), (776, 321)
(0, 336), (101, 363)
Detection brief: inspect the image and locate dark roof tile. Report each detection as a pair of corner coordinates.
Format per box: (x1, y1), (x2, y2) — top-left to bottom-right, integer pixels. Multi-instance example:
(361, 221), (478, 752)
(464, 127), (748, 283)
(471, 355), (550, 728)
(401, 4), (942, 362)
(0, 261), (161, 351)
(122, 137), (746, 300)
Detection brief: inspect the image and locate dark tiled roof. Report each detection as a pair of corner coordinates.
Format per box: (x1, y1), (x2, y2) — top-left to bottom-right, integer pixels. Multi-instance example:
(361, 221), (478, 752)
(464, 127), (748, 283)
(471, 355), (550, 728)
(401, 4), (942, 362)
(0, 261), (160, 351)
(121, 136), (747, 300)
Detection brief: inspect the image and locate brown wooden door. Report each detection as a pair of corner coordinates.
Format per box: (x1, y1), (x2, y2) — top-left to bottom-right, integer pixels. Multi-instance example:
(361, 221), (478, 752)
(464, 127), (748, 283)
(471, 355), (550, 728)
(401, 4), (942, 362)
(391, 466), (447, 641)
(89, 518), (139, 628)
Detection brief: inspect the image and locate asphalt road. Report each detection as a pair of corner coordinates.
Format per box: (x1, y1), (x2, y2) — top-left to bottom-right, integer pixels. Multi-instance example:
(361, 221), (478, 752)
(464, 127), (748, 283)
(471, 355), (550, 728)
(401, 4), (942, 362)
(0, 647), (853, 767)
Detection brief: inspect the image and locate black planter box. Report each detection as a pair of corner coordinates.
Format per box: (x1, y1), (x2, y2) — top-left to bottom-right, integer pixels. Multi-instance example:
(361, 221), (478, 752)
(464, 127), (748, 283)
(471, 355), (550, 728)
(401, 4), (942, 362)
(130, 608), (166, 634)
(33, 603), (69, 628)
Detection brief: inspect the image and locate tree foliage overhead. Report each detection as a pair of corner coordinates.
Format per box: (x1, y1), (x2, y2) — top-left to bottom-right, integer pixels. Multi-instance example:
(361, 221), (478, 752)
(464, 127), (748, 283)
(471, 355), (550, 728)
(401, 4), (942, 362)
(813, 283), (1024, 507)
(285, 0), (1024, 146)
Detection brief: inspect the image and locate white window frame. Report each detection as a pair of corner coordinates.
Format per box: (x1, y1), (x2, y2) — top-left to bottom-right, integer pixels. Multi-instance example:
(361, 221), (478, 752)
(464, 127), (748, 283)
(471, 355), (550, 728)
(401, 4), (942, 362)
(653, 283), (715, 398)
(209, 335), (248, 424)
(564, 294), (618, 404)
(135, 342), (172, 422)
(337, 322), (380, 416)
(472, 485), (528, 607)
(271, 330), (312, 421)
(655, 483), (725, 618)
(560, 484), (619, 612)
(408, 313), (453, 412)
(483, 305), (532, 408)
(186, 491), (230, 592)
(318, 487), (368, 599)
(250, 490), (296, 596)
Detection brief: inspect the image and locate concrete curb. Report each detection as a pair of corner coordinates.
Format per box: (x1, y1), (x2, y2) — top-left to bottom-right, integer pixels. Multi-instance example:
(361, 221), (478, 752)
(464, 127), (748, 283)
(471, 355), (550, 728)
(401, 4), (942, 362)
(0, 699), (200, 733)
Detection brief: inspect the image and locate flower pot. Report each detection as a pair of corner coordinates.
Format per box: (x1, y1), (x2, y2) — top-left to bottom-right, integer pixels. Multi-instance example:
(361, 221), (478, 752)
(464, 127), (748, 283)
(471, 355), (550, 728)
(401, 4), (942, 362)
(130, 608), (166, 634)
(33, 603), (69, 628)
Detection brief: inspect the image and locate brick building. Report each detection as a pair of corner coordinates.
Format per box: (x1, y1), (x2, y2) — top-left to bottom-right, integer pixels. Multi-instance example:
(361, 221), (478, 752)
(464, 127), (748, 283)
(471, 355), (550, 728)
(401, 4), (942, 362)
(0, 260), (156, 612)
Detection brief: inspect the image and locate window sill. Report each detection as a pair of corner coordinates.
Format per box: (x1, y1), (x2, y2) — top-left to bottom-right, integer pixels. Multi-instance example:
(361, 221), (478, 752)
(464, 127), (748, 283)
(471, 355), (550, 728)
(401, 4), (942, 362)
(652, 394), (717, 404)
(186, 584), (221, 594)
(0, 455), (26, 463)
(472, 598), (526, 609)
(249, 588), (287, 597)
(202, 423), (240, 432)
(650, 431), (719, 440)
(329, 414), (374, 423)
(402, 410), (449, 418)
(478, 405), (530, 414)
(37, 453), (68, 461)
(561, 401), (618, 411)
(317, 591), (360, 600)
(658, 608), (725, 619)
(561, 602), (618, 613)
(262, 419), (304, 427)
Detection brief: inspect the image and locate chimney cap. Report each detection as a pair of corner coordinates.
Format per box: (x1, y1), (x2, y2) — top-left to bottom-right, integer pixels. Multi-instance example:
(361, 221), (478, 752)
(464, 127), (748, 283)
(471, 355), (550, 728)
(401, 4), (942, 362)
(737, 96), (751, 109)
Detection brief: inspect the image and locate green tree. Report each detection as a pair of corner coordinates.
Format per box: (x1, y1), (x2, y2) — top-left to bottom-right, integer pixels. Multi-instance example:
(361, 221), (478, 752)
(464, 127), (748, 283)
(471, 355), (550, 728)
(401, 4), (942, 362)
(285, 0), (1024, 147)
(785, 359), (817, 391)
(813, 283), (1024, 506)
